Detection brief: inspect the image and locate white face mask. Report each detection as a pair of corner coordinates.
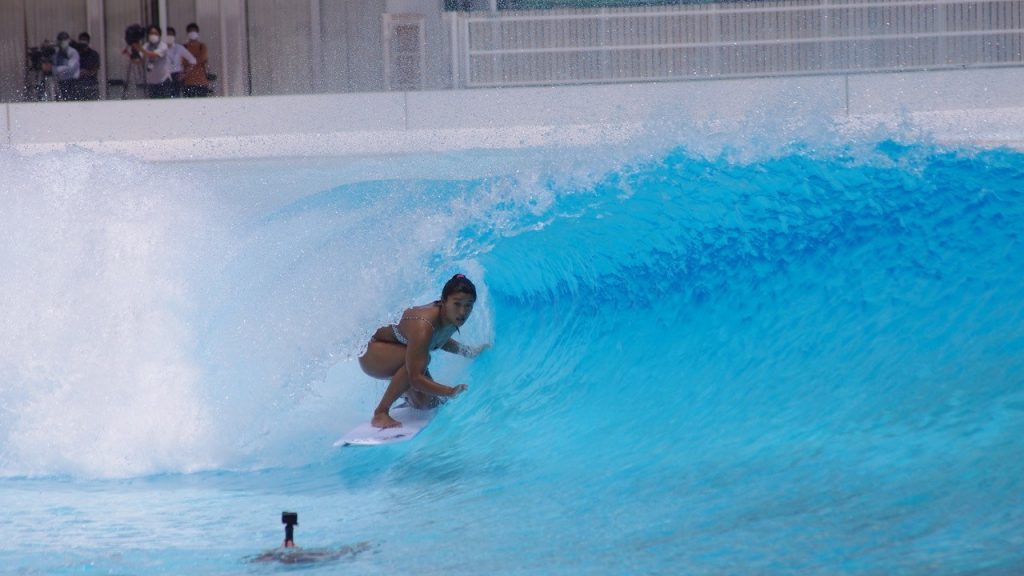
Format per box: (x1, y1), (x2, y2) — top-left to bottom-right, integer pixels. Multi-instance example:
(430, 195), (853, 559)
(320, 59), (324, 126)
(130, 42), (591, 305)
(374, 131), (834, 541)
(166, 36), (175, 45)
(187, 31), (199, 41)
(148, 34), (160, 44)
(59, 40), (70, 49)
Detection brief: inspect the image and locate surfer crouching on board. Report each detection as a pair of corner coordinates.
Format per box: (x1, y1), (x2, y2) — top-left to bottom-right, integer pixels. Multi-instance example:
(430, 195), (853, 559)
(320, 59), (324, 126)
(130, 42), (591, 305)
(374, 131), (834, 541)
(358, 274), (489, 429)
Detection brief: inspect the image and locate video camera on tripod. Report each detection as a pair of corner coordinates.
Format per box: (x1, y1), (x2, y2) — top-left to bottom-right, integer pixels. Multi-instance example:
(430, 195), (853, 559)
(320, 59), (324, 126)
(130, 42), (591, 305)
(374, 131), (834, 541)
(124, 24), (146, 60)
(26, 42), (56, 74)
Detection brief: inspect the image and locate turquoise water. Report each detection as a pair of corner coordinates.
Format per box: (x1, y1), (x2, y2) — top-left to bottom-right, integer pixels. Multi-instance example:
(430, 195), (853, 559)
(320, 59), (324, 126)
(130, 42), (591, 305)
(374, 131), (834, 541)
(1, 138), (1023, 574)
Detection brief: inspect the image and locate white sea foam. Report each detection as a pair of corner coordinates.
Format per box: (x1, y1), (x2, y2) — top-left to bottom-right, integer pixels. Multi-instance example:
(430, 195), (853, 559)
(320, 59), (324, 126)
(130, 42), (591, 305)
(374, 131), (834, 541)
(0, 148), (520, 477)
(0, 151), (222, 477)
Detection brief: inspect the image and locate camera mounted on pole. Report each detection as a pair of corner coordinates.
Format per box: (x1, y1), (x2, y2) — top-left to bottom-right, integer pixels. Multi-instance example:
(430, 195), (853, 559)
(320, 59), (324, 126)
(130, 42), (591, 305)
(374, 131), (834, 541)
(282, 511), (298, 548)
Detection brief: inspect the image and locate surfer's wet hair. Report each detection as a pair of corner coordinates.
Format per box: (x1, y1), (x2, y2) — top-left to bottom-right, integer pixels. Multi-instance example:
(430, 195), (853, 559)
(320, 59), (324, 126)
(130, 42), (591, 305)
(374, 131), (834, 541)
(441, 274), (476, 301)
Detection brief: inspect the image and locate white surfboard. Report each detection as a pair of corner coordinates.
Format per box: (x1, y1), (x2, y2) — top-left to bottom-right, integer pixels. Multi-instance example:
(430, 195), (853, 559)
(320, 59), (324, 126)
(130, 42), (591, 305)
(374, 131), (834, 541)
(333, 404), (437, 447)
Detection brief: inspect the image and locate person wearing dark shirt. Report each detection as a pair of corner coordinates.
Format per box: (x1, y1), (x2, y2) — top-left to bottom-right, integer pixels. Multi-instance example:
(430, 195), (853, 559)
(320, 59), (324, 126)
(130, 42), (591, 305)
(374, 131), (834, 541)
(75, 32), (101, 100)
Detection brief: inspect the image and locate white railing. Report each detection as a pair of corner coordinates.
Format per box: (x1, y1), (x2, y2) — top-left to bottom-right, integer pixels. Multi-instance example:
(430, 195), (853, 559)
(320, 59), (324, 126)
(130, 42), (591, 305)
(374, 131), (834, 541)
(445, 0), (1024, 88)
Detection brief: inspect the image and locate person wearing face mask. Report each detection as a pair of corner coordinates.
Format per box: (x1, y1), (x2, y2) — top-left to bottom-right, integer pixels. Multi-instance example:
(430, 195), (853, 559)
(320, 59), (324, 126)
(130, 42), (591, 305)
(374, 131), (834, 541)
(45, 32), (80, 101)
(181, 23), (212, 97)
(164, 27), (196, 97)
(75, 32), (101, 100)
(136, 25), (173, 98)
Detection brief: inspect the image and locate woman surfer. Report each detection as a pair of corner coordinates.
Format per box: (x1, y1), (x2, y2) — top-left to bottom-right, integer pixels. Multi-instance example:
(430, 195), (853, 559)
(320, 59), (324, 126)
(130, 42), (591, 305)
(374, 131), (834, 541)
(358, 274), (488, 428)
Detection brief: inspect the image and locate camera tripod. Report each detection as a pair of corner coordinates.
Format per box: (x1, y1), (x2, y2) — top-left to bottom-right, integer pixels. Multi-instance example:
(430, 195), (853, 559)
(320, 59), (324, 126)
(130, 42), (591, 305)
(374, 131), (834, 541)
(121, 56), (147, 99)
(23, 67), (57, 102)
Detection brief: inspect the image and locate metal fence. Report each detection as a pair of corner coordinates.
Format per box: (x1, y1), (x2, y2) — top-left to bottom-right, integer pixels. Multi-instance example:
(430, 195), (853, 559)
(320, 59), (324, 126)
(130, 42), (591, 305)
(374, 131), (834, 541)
(446, 0), (1024, 88)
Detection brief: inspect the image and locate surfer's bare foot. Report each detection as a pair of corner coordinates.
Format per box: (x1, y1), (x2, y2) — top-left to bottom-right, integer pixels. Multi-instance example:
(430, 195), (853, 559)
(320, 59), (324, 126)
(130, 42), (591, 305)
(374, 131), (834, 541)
(372, 411), (402, 429)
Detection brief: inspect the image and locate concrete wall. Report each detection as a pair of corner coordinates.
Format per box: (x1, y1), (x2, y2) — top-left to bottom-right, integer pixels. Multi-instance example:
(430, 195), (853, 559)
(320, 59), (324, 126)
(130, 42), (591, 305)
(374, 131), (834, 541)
(3, 67), (1024, 161)
(319, 0), (387, 93)
(245, 0), (389, 96)
(0, 1), (26, 102)
(6, 0), (1022, 102)
(387, 0), (450, 90)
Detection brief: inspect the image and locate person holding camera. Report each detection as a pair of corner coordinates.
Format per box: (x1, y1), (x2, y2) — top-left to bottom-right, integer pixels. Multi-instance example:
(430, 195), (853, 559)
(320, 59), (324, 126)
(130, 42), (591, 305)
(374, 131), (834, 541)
(42, 32), (80, 101)
(132, 25), (174, 98)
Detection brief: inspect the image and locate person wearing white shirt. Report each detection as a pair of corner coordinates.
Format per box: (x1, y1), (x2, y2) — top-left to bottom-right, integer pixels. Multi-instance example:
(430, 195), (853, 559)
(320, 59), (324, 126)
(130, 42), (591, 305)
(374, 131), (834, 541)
(136, 25), (173, 98)
(164, 27), (197, 97)
(45, 31), (80, 101)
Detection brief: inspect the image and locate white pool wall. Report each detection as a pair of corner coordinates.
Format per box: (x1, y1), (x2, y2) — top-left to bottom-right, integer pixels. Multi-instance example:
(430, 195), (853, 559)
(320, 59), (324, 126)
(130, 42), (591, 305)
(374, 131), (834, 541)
(3, 67), (1023, 161)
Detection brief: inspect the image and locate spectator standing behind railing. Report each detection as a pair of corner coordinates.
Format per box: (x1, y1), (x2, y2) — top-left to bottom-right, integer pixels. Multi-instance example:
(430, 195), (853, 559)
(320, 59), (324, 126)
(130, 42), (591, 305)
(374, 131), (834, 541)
(164, 27), (196, 97)
(182, 23), (211, 97)
(43, 32), (80, 101)
(138, 25), (174, 98)
(75, 32), (101, 100)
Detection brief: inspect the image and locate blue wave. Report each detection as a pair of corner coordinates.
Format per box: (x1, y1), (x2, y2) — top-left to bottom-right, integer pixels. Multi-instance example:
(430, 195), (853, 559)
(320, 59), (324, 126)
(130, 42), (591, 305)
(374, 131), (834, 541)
(478, 144), (1024, 405)
(322, 141), (1023, 575)
(454, 142), (1024, 549)
(2, 140), (1023, 574)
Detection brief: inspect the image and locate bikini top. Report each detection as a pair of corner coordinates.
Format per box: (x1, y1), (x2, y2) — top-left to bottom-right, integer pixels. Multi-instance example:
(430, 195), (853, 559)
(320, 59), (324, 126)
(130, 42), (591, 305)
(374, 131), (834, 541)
(391, 315), (457, 351)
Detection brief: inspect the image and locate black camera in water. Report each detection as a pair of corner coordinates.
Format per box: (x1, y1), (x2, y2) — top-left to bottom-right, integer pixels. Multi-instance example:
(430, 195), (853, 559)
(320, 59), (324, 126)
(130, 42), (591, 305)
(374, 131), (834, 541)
(281, 511), (298, 547)
(26, 44), (56, 73)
